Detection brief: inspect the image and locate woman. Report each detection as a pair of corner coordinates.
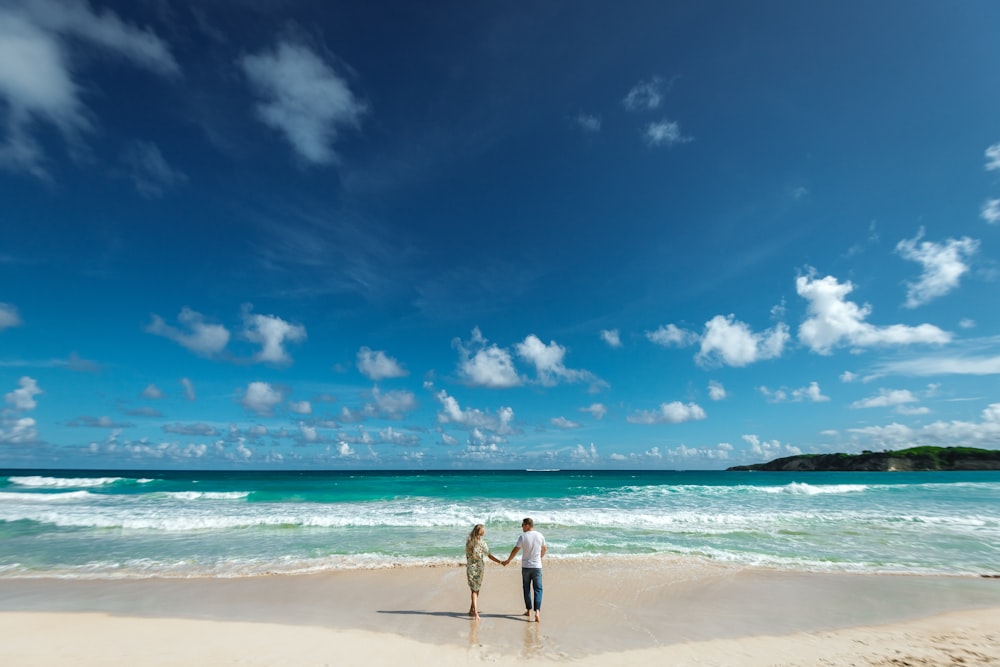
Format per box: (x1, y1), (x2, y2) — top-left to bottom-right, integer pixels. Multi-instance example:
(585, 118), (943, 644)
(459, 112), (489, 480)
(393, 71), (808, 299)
(465, 523), (503, 619)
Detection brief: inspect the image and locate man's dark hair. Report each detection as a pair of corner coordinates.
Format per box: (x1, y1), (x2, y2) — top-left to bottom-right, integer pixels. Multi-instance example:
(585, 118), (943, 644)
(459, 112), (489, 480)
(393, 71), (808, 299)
(522, 517), (534, 527)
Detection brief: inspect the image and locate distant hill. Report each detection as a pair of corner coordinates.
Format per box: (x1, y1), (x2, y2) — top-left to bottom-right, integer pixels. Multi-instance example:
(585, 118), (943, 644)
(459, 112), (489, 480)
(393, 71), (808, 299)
(727, 446), (1000, 472)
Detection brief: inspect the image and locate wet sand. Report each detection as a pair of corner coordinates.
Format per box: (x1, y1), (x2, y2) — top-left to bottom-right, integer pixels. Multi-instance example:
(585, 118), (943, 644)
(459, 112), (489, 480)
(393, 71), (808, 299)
(1, 558), (998, 665)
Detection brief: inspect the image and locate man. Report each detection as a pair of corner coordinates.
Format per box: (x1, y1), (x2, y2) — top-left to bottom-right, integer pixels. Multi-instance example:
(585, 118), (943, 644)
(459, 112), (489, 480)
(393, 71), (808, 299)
(503, 517), (547, 622)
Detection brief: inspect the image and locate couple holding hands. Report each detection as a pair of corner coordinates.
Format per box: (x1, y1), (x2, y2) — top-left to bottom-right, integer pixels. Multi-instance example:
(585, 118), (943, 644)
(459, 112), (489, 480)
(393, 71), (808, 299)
(465, 518), (546, 622)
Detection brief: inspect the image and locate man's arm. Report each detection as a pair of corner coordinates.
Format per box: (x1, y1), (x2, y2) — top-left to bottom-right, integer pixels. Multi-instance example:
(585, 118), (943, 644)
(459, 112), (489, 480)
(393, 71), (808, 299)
(540, 543), (547, 559)
(503, 546), (520, 566)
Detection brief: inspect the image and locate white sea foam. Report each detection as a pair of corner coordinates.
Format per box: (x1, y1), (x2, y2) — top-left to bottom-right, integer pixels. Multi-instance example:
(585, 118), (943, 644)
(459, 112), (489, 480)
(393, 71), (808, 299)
(759, 482), (869, 495)
(0, 490), (96, 502)
(8, 476), (127, 488)
(164, 491), (250, 501)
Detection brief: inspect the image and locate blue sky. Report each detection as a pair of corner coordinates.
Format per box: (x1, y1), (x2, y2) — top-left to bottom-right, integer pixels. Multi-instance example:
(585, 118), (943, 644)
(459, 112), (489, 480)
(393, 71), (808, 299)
(2, 0), (1000, 470)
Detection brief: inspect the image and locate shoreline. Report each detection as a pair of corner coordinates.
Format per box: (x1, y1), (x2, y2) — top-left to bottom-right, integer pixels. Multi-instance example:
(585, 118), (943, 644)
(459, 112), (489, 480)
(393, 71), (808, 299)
(2, 558), (999, 664)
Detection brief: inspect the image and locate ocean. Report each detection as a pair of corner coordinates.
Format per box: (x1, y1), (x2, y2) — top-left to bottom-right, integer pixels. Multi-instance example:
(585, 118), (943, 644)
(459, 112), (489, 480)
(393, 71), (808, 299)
(1, 469), (998, 579)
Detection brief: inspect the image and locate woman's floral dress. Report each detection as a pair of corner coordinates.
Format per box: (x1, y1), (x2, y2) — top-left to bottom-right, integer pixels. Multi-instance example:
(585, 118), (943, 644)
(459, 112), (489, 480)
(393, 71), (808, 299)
(466, 538), (489, 592)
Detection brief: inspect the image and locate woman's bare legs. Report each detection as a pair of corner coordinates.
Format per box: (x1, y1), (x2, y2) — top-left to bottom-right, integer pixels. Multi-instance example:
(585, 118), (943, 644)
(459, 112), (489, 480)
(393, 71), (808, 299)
(469, 589), (480, 620)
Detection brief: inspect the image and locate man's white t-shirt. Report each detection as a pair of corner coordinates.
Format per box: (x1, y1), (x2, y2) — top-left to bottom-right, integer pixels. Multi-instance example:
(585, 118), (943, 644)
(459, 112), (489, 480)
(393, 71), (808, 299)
(515, 530), (546, 568)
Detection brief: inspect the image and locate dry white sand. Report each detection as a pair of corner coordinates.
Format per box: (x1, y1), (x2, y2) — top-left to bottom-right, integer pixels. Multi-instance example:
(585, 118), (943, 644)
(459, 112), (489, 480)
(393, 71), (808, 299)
(1, 558), (998, 666)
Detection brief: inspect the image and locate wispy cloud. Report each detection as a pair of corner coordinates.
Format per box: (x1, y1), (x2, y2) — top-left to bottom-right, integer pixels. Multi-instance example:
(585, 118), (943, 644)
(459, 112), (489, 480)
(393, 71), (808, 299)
(600, 328), (622, 348)
(646, 324), (698, 347)
(758, 381), (829, 403)
(574, 113), (601, 133)
(623, 76), (669, 111)
(120, 141), (187, 197)
(643, 119), (692, 147)
(982, 199), (1000, 225)
(0, 0), (177, 178)
(241, 39), (366, 165)
(985, 142), (1000, 171)
(850, 388), (919, 409)
(0, 302), (21, 330)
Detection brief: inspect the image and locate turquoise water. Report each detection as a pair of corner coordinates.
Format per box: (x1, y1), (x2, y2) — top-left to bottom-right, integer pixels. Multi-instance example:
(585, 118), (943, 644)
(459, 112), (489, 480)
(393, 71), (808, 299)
(1, 469), (998, 578)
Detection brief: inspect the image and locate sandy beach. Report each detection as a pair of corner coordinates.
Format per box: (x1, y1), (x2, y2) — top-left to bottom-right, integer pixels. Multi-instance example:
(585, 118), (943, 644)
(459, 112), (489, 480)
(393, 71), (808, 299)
(1, 558), (998, 666)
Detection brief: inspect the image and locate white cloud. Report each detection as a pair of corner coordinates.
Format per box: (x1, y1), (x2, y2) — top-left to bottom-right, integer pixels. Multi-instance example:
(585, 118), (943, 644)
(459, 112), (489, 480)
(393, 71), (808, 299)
(664, 443), (732, 462)
(851, 388), (919, 409)
(600, 329), (622, 348)
(982, 199), (1000, 225)
(795, 382), (829, 402)
(298, 422), (318, 442)
(146, 308), (230, 357)
(435, 389), (514, 435)
(708, 381), (727, 401)
(575, 113), (601, 132)
(0, 416), (38, 443)
(241, 39), (366, 165)
(357, 347), (407, 380)
(242, 308), (306, 365)
(369, 386), (417, 419)
(643, 120), (692, 147)
(796, 273), (951, 354)
(4, 376), (41, 411)
(895, 229), (978, 308)
(740, 434), (802, 461)
(758, 381), (829, 403)
(696, 315), (789, 367)
(336, 441), (355, 457)
(646, 324), (697, 348)
(985, 142), (1000, 171)
(516, 334), (599, 387)
(847, 402), (1000, 449)
(570, 443), (599, 462)
(0, 302), (22, 330)
(181, 377), (196, 401)
(581, 403), (607, 420)
(141, 384), (163, 400)
(623, 76), (666, 111)
(453, 328), (521, 388)
(840, 371), (858, 383)
(0, 0), (177, 178)
(240, 381), (283, 416)
(627, 401), (706, 424)
(288, 400), (312, 415)
(959, 319), (976, 329)
(550, 416), (581, 429)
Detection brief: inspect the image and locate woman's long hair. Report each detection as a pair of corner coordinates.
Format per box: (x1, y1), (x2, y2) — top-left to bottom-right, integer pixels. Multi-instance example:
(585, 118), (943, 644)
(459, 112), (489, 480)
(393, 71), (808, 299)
(466, 523), (484, 552)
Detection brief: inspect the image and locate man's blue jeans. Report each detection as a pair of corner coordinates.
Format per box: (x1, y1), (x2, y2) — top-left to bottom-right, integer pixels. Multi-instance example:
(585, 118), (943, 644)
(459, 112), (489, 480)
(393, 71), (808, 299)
(521, 567), (543, 611)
